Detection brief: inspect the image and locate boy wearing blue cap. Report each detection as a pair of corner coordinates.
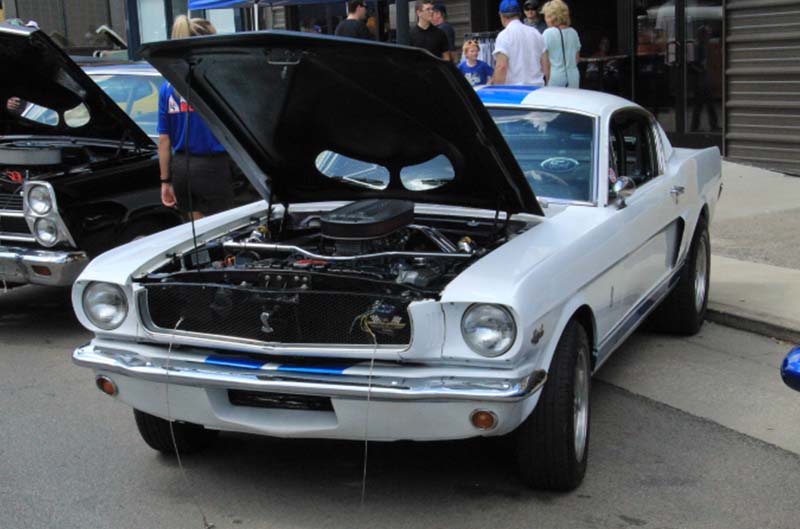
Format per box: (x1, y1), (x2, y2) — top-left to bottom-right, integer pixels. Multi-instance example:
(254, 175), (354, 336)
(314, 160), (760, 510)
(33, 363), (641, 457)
(491, 0), (546, 86)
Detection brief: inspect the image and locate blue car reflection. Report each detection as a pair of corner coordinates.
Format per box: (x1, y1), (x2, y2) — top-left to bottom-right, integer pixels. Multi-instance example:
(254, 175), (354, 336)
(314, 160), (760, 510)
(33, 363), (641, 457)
(780, 346), (800, 392)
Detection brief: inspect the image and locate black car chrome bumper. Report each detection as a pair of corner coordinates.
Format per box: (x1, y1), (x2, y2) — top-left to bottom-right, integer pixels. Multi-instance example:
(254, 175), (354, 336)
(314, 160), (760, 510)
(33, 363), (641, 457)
(0, 245), (88, 286)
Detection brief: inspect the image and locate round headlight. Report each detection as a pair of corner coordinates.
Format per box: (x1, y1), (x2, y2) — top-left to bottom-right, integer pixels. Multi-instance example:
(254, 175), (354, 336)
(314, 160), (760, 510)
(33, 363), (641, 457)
(461, 304), (517, 358)
(82, 282), (128, 330)
(33, 217), (58, 246)
(27, 185), (53, 215)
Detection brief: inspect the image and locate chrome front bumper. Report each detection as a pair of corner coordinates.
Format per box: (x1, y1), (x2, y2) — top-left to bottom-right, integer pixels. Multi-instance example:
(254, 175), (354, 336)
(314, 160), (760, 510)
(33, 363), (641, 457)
(0, 245), (88, 286)
(73, 342), (547, 402)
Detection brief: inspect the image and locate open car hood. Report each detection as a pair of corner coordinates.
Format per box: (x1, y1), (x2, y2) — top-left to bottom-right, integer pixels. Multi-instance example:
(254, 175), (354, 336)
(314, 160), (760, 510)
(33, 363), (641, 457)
(0, 23), (153, 148)
(140, 31), (542, 215)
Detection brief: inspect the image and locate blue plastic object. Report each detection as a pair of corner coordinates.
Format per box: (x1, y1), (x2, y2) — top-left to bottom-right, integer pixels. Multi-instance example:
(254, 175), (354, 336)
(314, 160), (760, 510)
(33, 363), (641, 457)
(780, 346), (800, 392)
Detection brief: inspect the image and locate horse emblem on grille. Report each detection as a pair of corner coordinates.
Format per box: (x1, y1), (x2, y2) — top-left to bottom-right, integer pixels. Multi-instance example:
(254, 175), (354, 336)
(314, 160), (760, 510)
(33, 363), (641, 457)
(260, 311), (274, 334)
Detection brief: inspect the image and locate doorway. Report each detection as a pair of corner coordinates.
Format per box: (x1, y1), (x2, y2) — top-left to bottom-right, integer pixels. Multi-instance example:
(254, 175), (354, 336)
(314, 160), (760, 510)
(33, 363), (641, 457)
(634, 0), (722, 148)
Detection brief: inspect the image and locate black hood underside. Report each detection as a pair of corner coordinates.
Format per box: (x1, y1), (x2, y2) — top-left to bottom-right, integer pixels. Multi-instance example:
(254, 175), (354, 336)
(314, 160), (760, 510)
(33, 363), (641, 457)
(140, 31), (542, 215)
(0, 23), (153, 148)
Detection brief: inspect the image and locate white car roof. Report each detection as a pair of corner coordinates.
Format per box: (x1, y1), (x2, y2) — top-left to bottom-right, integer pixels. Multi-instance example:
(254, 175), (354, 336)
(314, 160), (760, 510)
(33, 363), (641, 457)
(476, 86), (641, 118)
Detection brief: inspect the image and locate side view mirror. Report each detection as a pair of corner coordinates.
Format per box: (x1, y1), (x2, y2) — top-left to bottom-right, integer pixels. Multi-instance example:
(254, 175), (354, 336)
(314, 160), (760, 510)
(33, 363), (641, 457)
(612, 177), (636, 209)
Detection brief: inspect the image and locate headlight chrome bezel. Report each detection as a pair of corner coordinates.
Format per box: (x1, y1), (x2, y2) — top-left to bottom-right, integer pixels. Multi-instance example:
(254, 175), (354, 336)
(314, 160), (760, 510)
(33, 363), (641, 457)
(460, 303), (517, 358)
(82, 282), (129, 331)
(22, 181), (76, 248)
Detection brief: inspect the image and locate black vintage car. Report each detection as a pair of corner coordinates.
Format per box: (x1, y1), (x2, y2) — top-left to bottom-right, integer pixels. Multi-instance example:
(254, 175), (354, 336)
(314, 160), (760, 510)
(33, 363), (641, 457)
(0, 24), (183, 287)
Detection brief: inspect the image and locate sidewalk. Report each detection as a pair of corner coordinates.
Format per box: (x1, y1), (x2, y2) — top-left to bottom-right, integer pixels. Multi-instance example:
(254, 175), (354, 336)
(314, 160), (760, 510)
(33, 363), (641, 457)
(708, 161), (800, 343)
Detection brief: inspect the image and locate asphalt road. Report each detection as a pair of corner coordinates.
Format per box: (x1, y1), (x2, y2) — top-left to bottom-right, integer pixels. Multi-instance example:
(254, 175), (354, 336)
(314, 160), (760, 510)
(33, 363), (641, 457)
(2, 285), (798, 529)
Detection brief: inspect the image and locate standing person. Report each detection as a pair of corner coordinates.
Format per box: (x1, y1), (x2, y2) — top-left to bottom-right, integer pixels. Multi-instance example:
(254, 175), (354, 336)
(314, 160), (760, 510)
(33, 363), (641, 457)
(432, 4), (457, 62)
(458, 39), (494, 86)
(158, 16), (234, 220)
(491, 0), (546, 86)
(409, 1), (451, 60)
(334, 1), (373, 40)
(542, 0), (581, 88)
(522, 0), (547, 33)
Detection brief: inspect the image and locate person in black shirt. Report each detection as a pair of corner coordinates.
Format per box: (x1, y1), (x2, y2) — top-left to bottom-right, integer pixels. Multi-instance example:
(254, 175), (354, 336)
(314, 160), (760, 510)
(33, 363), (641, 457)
(335, 0), (373, 40)
(432, 4), (458, 62)
(409, 1), (451, 60)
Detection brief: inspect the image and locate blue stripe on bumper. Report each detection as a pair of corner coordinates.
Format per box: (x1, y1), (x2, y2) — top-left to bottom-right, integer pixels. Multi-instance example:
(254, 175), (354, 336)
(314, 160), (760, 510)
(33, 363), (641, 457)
(276, 365), (348, 375)
(205, 356), (265, 369)
(205, 356), (350, 375)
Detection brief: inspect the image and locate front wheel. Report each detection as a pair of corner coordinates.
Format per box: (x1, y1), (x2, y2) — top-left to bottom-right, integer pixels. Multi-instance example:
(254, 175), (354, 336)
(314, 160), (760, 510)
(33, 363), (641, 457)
(514, 320), (591, 491)
(133, 409), (218, 455)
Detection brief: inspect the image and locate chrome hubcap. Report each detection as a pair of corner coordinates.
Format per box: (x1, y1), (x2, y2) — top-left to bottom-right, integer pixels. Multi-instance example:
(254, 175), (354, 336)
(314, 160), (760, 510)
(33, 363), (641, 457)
(573, 346), (590, 463)
(694, 236), (708, 313)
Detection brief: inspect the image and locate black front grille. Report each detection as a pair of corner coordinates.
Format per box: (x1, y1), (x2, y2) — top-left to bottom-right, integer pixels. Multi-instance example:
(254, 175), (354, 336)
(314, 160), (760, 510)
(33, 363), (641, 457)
(0, 193), (23, 212)
(144, 284), (412, 346)
(0, 215), (30, 235)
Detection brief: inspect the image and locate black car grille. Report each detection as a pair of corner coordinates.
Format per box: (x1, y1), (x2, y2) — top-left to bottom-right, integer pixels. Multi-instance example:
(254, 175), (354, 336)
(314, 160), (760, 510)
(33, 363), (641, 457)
(143, 284), (412, 346)
(0, 216), (29, 234)
(0, 193), (23, 211)
(0, 193), (31, 238)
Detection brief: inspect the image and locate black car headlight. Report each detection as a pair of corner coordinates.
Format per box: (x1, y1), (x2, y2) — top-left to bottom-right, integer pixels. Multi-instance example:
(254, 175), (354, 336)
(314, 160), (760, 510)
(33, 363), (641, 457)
(26, 184), (53, 215)
(33, 218), (59, 246)
(461, 304), (516, 357)
(82, 282), (128, 330)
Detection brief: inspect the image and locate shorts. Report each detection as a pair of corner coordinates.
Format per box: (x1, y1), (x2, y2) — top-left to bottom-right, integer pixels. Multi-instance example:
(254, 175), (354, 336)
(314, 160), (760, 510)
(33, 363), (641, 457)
(171, 152), (235, 216)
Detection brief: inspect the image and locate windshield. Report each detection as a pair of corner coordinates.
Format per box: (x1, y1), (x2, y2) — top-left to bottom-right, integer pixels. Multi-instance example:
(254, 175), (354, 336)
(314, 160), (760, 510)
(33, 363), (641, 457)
(22, 72), (163, 138)
(489, 108), (595, 202)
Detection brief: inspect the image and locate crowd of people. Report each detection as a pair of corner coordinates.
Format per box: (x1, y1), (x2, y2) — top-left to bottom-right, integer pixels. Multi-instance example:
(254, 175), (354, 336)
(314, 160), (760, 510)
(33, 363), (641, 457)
(465, 0), (580, 88)
(401, 0), (580, 88)
(332, 0), (581, 88)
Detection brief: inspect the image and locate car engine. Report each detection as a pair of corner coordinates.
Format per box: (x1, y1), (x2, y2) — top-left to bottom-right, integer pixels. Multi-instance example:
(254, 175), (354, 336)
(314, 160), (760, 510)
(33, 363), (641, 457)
(135, 199), (530, 346)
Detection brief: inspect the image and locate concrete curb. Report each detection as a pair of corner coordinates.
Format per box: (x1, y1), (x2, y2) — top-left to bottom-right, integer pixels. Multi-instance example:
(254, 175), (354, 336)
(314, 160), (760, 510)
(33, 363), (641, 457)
(707, 302), (800, 344)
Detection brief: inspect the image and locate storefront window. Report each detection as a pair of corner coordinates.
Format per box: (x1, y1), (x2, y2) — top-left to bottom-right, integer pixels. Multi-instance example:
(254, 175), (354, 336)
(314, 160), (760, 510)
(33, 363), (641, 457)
(685, 0), (722, 133)
(207, 9), (237, 34)
(138, 0), (167, 43)
(634, 0), (722, 142)
(635, 0), (679, 132)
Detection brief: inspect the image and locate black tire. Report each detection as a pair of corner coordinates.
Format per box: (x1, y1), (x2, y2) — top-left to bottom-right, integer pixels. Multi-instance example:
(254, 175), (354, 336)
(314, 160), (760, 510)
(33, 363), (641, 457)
(514, 320), (591, 491)
(133, 409), (218, 455)
(651, 216), (710, 335)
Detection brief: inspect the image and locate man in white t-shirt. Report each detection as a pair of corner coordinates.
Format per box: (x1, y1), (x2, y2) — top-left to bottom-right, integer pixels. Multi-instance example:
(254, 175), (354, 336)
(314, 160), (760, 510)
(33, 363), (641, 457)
(491, 0), (546, 86)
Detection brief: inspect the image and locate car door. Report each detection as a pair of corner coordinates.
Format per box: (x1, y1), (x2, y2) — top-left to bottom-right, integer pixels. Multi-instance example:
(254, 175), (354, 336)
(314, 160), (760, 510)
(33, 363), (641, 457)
(596, 110), (685, 363)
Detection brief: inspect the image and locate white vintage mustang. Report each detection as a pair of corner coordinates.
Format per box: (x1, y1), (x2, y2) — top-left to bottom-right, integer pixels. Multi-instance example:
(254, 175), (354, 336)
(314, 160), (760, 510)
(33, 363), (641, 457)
(71, 31), (721, 491)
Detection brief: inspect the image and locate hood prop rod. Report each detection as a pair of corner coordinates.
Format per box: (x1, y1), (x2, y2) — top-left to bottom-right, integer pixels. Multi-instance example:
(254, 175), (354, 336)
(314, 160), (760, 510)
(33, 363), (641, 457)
(184, 62), (199, 254)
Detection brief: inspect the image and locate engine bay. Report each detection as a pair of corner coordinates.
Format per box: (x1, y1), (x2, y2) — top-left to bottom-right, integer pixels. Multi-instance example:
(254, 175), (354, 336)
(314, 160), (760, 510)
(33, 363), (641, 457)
(0, 140), (153, 191)
(136, 199), (533, 300)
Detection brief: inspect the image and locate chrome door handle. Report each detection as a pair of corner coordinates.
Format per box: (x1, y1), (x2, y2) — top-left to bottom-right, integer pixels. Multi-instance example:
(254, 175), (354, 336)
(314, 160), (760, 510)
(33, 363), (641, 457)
(670, 186), (685, 196)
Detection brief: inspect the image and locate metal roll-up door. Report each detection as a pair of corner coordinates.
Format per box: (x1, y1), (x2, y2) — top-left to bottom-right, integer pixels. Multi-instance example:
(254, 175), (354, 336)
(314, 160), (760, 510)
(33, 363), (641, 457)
(726, 0), (800, 175)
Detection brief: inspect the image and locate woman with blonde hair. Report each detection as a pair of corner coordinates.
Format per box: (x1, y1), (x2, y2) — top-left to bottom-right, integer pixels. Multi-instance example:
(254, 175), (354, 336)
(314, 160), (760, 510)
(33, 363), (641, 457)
(170, 14), (216, 39)
(158, 16), (235, 220)
(542, 0), (581, 88)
